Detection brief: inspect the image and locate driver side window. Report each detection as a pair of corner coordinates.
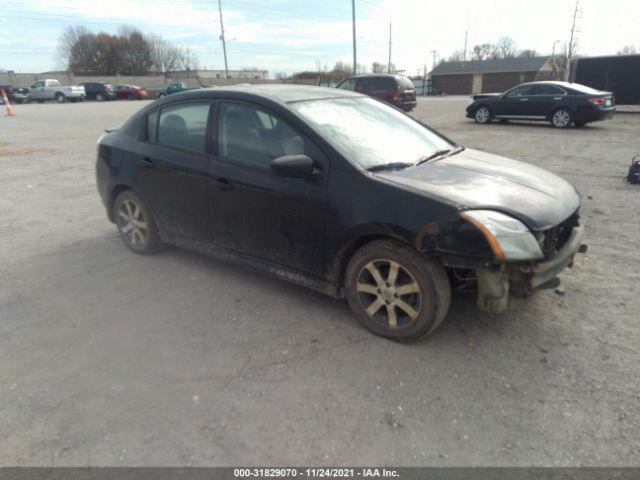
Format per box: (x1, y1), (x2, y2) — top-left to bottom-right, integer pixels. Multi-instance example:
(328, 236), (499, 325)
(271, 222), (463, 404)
(507, 86), (533, 97)
(217, 102), (304, 170)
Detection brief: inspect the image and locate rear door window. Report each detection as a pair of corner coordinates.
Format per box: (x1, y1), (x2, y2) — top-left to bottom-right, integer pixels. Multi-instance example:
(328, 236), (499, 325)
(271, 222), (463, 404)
(376, 77), (397, 91)
(531, 84), (566, 95)
(357, 78), (375, 93)
(147, 103), (211, 154)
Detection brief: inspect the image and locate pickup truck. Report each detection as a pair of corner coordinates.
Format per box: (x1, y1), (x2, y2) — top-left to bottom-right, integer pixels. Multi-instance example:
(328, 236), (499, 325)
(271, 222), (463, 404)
(0, 84), (30, 104)
(156, 82), (200, 97)
(29, 79), (85, 103)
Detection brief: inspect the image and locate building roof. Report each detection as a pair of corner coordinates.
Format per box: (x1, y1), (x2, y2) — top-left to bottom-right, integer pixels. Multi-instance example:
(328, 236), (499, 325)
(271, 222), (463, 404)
(431, 57), (553, 76)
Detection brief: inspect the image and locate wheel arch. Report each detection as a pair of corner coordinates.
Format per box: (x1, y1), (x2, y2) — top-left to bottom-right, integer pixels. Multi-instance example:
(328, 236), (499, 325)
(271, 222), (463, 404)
(107, 184), (133, 222)
(334, 229), (427, 289)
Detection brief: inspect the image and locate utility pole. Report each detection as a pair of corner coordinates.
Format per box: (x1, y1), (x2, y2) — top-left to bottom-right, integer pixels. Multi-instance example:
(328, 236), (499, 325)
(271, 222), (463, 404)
(431, 50), (438, 71)
(218, 0), (229, 79)
(387, 21), (392, 73)
(463, 30), (468, 63)
(352, 0), (357, 75)
(566, 0), (580, 81)
(423, 63), (427, 96)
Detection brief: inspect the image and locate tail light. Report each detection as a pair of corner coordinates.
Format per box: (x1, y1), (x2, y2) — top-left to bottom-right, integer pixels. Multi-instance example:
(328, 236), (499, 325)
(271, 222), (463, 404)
(588, 97), (606, 105)
(393, 89), (402, 99)
(103, 86), (109, 93)
(9, 86), (14, 94)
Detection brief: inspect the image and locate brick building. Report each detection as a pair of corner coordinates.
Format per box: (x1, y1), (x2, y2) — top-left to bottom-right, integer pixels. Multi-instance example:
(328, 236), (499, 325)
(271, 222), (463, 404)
(430, 57), (558, 95)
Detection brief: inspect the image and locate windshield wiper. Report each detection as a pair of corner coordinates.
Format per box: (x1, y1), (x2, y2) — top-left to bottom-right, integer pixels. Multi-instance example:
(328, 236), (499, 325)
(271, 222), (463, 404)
(367, 162), (415, 172)
(415, 146), (464, 166)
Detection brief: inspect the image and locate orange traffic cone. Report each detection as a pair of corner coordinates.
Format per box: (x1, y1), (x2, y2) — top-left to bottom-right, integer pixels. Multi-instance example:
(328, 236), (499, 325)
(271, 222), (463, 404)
(1, 89), (15, 116)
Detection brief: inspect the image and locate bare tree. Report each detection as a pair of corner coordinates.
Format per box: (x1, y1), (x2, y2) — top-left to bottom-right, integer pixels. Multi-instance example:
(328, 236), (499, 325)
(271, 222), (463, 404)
(332, 61), (353, 75)
(372, 62), (385, 73)
(146, 33), (182, 73)
(371, 61), (394, 73)
(56, 25), (91, 70)
(447, 50), (466, 62)
(471, 44), (492, 61)
(518, 49), (538, 58)
(495, 36), (517, 58)
(117, 26), (152, 74)
(179, 47), (200, 71)
(617, 45), (637, 55)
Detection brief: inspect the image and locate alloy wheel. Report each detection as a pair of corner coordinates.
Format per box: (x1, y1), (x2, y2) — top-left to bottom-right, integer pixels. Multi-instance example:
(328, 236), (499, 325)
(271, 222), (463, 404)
(552, 109), (571, 128)
(475, 106), (490, 124)
(356, 259), (422, 329)
(117, 199), (149, 248)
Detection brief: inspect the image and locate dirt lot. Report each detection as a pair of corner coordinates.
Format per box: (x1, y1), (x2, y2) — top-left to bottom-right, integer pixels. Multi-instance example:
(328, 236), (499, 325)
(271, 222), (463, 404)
(0, 96), (638, 466)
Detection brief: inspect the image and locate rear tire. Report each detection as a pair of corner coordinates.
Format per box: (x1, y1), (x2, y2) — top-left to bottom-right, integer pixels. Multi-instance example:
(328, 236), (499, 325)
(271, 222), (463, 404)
(114, 190), (164, 255)
(96, 93), (105, 102)
(55, 93), (66, 103)
(345, 239), (451, 342)
(474, 105), (492, 124)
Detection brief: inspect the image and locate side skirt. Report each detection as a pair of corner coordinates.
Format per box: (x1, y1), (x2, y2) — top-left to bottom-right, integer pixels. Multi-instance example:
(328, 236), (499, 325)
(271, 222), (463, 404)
(160, 231), (344, 299)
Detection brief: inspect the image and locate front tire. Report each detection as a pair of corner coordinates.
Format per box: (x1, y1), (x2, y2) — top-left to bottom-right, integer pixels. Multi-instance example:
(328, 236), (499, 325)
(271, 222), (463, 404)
(551, 108), (572, 128)
(114, 190), (163, 255)
(474, 105), (492, 124)
(345, 239), (451, 341)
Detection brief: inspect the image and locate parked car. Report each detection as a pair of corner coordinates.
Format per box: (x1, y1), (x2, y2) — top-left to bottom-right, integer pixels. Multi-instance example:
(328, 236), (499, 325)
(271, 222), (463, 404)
(29, 79), (85, 103)
(466, 81), (616, 128)
(96, 85), (586, 341)
(114, 84), (150, 100)
(0, 84), (30, 104)
(336, 74), (417, 111)
(80, 82), (117, 101)
(156, 82), (200, 97)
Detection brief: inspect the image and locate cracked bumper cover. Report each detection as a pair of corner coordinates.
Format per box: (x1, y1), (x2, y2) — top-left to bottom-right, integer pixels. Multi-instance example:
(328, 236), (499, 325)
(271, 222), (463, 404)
(528, 224), (585, 289)
(477, 225), (585, 314)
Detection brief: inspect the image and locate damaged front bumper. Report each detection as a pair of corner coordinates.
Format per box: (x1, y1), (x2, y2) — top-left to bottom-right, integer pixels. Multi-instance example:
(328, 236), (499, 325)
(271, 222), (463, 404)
(476, 225), (586, 314)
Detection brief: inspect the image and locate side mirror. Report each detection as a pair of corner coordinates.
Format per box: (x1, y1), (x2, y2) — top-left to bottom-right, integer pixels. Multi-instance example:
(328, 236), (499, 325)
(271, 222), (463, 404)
(270, 155), (315, 179)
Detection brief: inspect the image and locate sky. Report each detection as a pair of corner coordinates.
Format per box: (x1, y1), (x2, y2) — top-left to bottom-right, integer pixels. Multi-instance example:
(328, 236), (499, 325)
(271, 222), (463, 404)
(1, 0), (639, 76)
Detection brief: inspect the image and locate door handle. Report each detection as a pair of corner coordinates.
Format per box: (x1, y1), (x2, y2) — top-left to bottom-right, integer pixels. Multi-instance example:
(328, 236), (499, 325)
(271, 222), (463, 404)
(216, 178), (233, 191)
(137, 157), (156, 169)
(553, 97), (562, 100)
(520, 98), (529, 101)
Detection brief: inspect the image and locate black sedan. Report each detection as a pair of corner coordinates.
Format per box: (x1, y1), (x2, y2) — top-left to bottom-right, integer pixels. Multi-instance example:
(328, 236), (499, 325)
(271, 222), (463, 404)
(466, 81), (615, 128)
(96, 85), (586, 341)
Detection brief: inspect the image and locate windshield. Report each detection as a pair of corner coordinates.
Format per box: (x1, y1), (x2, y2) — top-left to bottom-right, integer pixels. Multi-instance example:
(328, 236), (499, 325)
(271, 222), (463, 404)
(291, 97), (454, 169)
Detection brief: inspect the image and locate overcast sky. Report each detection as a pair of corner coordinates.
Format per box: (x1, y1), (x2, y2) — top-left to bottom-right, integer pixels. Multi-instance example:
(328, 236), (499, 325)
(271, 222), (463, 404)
(1, 0), (638, 76)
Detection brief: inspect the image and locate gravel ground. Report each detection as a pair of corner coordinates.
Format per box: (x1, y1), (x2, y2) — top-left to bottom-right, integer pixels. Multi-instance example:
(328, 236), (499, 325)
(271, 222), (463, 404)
(0, 96), (638, 466)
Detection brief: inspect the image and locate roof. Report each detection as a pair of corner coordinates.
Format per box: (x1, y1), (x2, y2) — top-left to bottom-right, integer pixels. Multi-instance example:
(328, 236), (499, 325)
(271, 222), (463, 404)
(431, 57), (553, 76)
(177, 84), (362, 103)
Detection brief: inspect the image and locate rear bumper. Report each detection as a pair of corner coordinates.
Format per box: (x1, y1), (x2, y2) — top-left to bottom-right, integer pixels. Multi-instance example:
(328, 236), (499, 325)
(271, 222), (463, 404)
(574, 106), (616, 123)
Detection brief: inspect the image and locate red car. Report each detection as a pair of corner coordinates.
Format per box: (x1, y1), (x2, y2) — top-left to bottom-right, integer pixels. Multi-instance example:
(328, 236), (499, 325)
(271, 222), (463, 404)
(114, 85), (150, 100)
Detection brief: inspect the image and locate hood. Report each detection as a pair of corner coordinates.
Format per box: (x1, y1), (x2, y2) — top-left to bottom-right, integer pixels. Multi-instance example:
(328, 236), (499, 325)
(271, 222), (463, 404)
(375, 148), (580, 231)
